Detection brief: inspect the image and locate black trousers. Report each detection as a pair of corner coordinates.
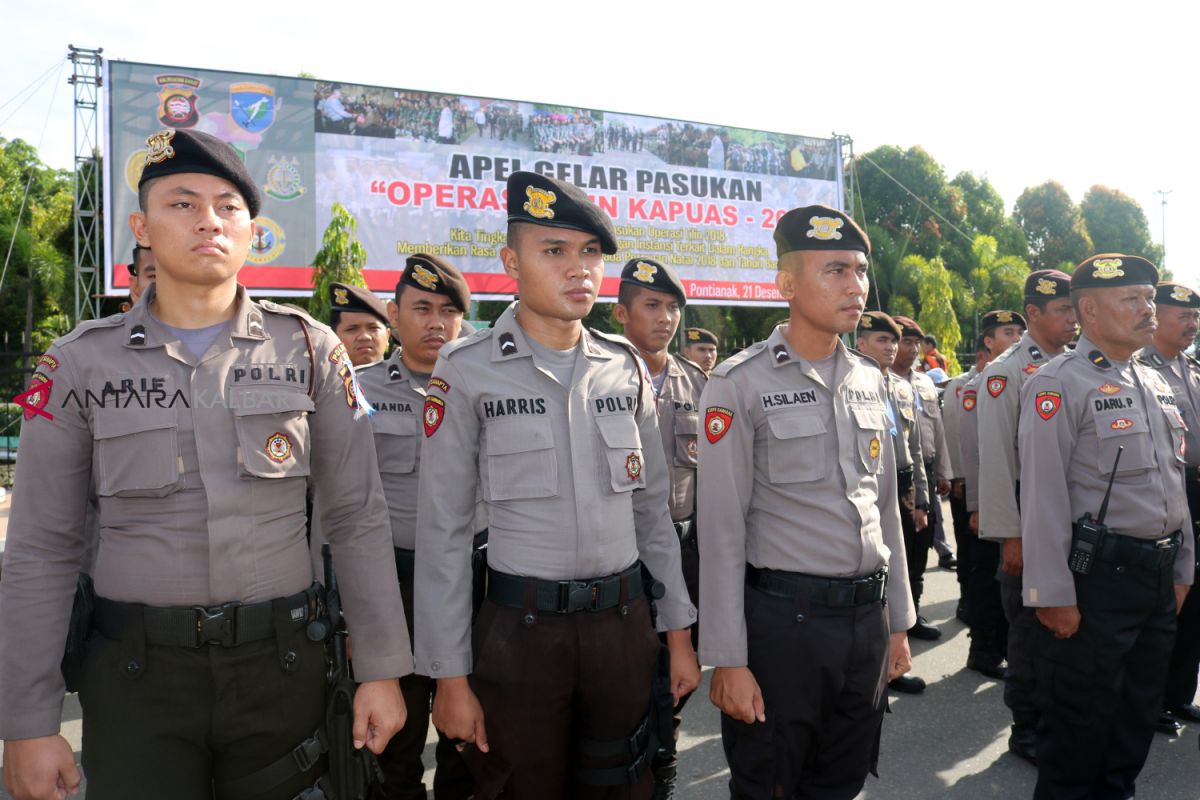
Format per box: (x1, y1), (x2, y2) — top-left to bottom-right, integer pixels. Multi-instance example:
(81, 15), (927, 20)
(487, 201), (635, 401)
(999, 573), (1039, 729)
(374, 552), (472, 800)
(79, 612), (326, 800)
(723, 585), (888, 800)
(900, 467), (934, 612)
(1033, 553), (1177, 799)
(949, 483), (971, 597)
(962, 488), (1006, 655)
(464, 592), (661, 799)
(1163, 474), (1200, 709)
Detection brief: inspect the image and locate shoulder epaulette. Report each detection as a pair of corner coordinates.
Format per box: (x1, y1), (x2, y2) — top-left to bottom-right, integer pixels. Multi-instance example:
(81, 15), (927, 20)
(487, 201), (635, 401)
(674, 353), (707, 377)
(441, 325), (493, 359)
(54, 313), (127, 346)
(712, 341), (766, 377)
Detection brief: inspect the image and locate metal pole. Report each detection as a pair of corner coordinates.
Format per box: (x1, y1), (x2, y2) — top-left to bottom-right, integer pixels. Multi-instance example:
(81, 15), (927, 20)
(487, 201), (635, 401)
(1155, 189), (1172, 268)
(69, 45), (104, 325)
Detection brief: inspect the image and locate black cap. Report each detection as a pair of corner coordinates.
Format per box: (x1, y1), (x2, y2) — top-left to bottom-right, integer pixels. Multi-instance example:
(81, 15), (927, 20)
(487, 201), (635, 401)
(329, 282), (389, 326)
(980, 309), (1026, 333)
(399, 253), (471, 312)
(773, 205), (870, 259)
(506, 171), (617, 254)
(1155, 282), (1200, 308)
(891, 314), (924, 339)
(1024, 269), (1071, 300)
(857, 311), (902, 339)
(137, 129), (262, 218)
(129, 244), (150, 276)
(684, 327), (718, 346)
(1070, 254), (1158, 289)
(619, 258), (686, 305)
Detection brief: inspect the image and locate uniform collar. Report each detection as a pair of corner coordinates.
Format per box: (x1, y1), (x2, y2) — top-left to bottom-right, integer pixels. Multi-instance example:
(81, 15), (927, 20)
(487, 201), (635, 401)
(765, 324), (850, 389)
(1076, 333), (1126, 371)
(1139, 343), (1172, 368)
(489, 302), (615, 363)
(123, 283), (265, 352)
(665, 353), (686, 378)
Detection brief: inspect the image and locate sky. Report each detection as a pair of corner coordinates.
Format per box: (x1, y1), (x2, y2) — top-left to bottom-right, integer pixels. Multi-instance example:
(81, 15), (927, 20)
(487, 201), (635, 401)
(3, 0), (1196, 287)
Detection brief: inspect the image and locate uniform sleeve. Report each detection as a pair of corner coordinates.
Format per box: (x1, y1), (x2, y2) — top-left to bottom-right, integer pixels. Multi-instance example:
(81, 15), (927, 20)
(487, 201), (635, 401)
(413, 357), (479, 678)
(632, 366), (695, 632)
(1176, 509), (1195, 587)
(1019, 374), (1078, 607)
(697, 374), (755, 666)
(963, 401), (982, 512)
(932, 403), (952, 484)
(0, 348), (92, 739)
(942, 381), (964, 479)
(309, 335), (413, 682)
(977, 367), (1022, 540)
(878, 404), (917, 632)
(908, 413), (928, 507)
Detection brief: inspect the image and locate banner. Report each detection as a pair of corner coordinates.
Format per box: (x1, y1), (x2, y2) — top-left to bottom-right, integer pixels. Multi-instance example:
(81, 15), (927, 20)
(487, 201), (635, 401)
(105, 62), (844, 305)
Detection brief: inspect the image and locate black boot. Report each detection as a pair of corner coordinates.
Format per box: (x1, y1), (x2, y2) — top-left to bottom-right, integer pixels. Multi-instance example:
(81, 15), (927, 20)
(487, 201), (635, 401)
(1008, 724), (1037, 765)
(651, 748), (677, 800)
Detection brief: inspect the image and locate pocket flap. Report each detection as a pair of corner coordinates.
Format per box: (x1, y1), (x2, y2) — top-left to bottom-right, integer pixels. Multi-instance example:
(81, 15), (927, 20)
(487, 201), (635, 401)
(1094, 411), (1143, 439)
(230, 387), (315, 417)
(766, 412), (826, 439)
(93, 407), (176, 440)
(596, 415), (641, 449)
(371, 413), (417, 436)
(486, 419), (555, 455)
(674, 411), (699, 435)
(851, 405), (887, 431)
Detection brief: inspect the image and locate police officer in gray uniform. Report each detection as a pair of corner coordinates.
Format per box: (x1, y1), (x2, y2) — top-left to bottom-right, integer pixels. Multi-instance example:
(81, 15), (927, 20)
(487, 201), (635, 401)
(976, 270), (1076, 762)
(414, 171), (699, 799)
(612, 256), (707, 798)
(1139, 281), (1200, 730)
(1020, 254), (1193, 799)
(0, 129), (410, 800)
(699, 206), (915, 799)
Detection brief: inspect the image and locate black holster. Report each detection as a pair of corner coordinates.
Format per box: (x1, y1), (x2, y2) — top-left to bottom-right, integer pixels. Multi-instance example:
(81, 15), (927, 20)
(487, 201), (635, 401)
(322, 671), (380, 800)
(60, 573), (95, 693)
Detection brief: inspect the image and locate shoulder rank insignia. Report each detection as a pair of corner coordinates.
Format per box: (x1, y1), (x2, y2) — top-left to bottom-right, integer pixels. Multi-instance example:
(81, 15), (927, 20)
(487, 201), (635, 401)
(1028, 345), (1043, 361)
(129, 325), (147, 346)
(1089, 350), (1112, 369)
(498, 332), (518, 356)
(772, 344), (790, 364)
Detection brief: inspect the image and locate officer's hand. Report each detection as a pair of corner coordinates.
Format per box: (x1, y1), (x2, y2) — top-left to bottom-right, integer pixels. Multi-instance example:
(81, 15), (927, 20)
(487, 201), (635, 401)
(1001, 538), (1024, 577)
(1036, 605), (1081, 639)
(936, 479), (952, 497)
(888, 632), (912, 681)
(710, 666), (766, 725)
(1176, 584), (1190, 615)
(914, 509), (928, 531)
(951, 479), (964, 500)
(352, 678), (407, 755)
(969, 512), (979, 532)
(1, 734), (81, 800)
(666, 629), (700, 704)
(432, 676), (489, 753)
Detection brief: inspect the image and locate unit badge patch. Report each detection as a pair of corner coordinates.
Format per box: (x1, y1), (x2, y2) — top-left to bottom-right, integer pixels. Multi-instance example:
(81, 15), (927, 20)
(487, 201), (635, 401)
(987, 376), (1007, 397)
(266, 432), (293, 462)
(705, 406), (733, 443)
(1036, 391), (1062, 421)
(625, 452), (643, 481)
(423, 396), (446, 437)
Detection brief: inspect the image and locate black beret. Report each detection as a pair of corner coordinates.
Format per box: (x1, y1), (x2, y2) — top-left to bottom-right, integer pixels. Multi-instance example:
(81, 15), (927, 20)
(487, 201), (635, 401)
(980, 309), (1026, 333)
(329, 282), (389, 326)
(1024, 269), (1071, 300)
(1155, 282), (1200, 309)
(773, 205), (870, 259)
(128, 244), (149, 276)
(684, 327), (718, 346)
(857, 311), (902, 339)
(891, 314), (924, 338)
(138, 129), (262, 218)
(620, 258), (686, 305)
(506, 171), (617, 254)
(399, 253), (471, 312)
(1070, 254), (1158, 290)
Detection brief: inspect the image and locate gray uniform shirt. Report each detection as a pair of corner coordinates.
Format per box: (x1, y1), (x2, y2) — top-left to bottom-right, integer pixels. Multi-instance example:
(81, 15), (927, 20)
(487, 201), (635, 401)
(886, 371), (929, 507)
(656, 354), (708, 521)
(0, 286), (411, 739)
(942, 366), (978, 480)
(895, 369), (952, 484)
(962, 370), (984, 513)
(1139, 344), (1200, 468)
(697, 327), (916, 667)
(1019, 333), (1193, 608)
(413, 303), (695, 678)
(977, 333), (1057, 541)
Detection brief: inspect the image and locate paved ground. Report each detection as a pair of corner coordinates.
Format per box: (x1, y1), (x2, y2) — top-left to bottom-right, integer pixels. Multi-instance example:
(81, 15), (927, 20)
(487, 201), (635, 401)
(3, 501), (1200, 797)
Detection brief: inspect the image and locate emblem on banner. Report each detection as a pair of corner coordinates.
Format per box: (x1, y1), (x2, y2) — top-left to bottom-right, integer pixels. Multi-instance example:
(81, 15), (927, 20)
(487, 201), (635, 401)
(806, 216), (844, 241)
(230, 82), (276, 134)
(523, 185), (557, 219)
(246, 217), (285, 265)
(412, 265), (439, 290)
(155, 74), (202, 128)
(1091, 258), (1124, 279)
(266, 432), (293, 463)
(125, 149), (150, 192)
(633, 262), (658, 283)
(144, 129), (177, 166)
(262, 155), (305, 201)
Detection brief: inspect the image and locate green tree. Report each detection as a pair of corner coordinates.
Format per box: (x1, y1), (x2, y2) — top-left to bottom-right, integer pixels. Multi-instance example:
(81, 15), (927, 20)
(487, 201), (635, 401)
(1013, 181), (1093, 271)
(951, 171), (1029, 260)
(309, 202), (368, 323)
(914, 256), (962, 374)
(1080, 185), (1163, 264)
(856, 145), (967, 263)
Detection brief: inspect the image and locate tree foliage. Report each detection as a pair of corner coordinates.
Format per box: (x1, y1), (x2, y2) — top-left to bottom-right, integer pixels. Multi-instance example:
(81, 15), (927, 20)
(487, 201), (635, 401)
(1081, 185), (1164, 265)
(1014, 181), (1093, 271)
(309, 202), (369, 322)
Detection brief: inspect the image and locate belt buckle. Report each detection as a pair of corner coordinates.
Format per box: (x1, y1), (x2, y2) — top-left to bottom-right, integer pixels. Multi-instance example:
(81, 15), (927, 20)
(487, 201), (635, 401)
(194, 602), (241, 647)
(562, 581), (599, 613)
(826, 582), (856, 607)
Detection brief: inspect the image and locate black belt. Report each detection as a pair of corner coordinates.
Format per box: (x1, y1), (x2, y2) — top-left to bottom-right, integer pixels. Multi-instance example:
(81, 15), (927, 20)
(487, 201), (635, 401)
(673, 517), (695, 543)
(93, 585), (322, 648)
(746, 565), (887, 607)
(1186, 466), (1200, 483)
(487, 563), (643, 613)
(1096, 531), (1182, 571)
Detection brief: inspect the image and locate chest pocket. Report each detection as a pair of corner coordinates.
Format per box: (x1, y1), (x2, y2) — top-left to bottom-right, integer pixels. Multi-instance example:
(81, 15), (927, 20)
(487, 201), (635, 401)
(484, 417), (557, 501)
(1164, 407), (1188, 465)
(1093, 409), (1155, 481)
(231, 387), (314, 479)
(765, 412), (825, 483)
(371, 412), (418, 475)
(673, 411), (699, 467)
(918, 390), (940, 418)
(851, 405), (887, 476)
(596, 415), (647, 493)
(94, 407), (182, 498)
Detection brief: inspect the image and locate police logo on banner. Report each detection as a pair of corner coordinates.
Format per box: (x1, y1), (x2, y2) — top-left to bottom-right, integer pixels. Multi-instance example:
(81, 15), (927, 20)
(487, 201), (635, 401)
(155, 74), (202, 128)
(262, 155), (305, 201)
(230, 83), (276, 134)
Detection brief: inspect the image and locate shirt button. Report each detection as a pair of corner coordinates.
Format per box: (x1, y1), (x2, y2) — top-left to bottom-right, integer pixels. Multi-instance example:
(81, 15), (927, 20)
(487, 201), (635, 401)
(1116, 565), (1127, 574)
(795, 614), (806, 623)
(688, 608), (697, 619)
(430, 661), (441, 672)
(126, 660), (141, 676)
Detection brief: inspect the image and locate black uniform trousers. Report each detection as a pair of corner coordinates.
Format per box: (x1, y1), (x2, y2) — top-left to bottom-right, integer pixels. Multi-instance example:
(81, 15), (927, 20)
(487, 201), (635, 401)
(1033, 546), (1177, 800)
(999, 572), (1039, 729)
(949, 482), (971, 600)
(463, 590), (661, 799)
(963, 482), (1007, 657)
(1163, 473), (1200, 709)
(900, 464), (935, 613)
(79, 605), (326, 800)
(723, 585), (889, 800)
(375, 549), (472, 800)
